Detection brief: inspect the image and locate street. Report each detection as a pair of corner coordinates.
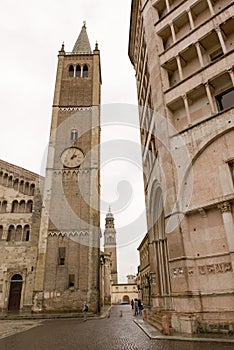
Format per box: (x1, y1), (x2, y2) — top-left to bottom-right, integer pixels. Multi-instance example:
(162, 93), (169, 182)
(0, 305), (233, 350)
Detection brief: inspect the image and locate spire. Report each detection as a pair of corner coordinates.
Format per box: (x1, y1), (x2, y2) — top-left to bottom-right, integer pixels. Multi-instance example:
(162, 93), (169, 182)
(73, 21), (92, 54)
(106, 206), (113, 219)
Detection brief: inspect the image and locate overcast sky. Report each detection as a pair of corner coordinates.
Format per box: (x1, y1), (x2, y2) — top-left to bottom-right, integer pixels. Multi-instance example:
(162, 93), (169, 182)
(0, 0), (147, 283)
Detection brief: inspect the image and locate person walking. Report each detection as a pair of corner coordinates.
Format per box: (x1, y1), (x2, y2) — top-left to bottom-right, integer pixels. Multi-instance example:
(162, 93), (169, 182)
(131, 299), (134, 310)
(138, 299), (143, 316)
(82, 302), (88, 321)
(134, 299), (138, 316)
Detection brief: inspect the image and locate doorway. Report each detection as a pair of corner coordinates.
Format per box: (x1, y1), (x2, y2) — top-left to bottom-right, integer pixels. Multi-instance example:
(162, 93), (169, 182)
(8, 274), (23, 311)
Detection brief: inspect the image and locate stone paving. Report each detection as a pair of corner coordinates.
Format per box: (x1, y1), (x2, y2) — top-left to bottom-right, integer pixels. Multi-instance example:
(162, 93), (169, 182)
(0, 305), (233, 350)
(0, 320), (42, 340)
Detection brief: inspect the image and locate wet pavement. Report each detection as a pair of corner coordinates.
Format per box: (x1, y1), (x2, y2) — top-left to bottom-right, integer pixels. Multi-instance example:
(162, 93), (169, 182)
(0, 305), (233, 350)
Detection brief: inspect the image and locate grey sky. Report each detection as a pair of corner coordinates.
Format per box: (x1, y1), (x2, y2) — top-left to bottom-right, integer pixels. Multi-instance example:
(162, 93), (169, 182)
(0, 0), (147, 282)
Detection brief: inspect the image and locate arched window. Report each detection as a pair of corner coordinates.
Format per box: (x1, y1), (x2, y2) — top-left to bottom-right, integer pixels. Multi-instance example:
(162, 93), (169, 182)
(83, 64), (88, 78)
(0, 171), (3, 184)
(13, 179), (19, 191)
(30, 184), (35, 196)
(24, 182), (29, 195)
(8, 176), (13, 188)
(15, 225), (22, 241)
(1, 201), (7, 213)
(69, 65), (74, 78)
(0, 226), (3, 240)
(11, 274), (22, 281)
(76, 65), (81, 77)
(7, 225), (15, 242)
(12, 200), (19, 213)
(19, 200), (26, 213)
(71, 129), (78, 141)
(27, 200), (33, 213)
(2, 173), (8, 186)
(23, 225), (30, 241)
(19, 180), (24, 193)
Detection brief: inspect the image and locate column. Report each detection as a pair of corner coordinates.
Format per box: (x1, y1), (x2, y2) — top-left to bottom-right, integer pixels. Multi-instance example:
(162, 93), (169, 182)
(182, 94), (191, 124)
(216, 27), (227, 54)
(187, 9), (195, 30)
(176, 55), (183, 80)
(169, 22), (176, 43)
(165, 0), (170, 12)
(207, 0), (215, 16)
(205, 82), (216, 114)
(195, 42), (204, 67)
(218, 202), (234, 270)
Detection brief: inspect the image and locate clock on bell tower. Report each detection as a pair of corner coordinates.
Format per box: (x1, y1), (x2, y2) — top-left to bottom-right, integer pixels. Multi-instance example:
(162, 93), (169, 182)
(33, 23), (101, 313)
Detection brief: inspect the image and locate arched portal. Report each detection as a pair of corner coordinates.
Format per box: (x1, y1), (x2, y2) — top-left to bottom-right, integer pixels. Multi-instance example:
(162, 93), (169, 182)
(149, 184), (171, 298)
(8, 274), (23, 311)
(122, 295), (130, 304)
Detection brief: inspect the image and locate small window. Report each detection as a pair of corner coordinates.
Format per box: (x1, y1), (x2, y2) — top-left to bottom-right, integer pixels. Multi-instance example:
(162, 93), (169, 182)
(30, 183), (35, 196)
(7, 225), (15, 242)
(23, 225), (30, 241)
(69, 65), (74, 78)
(71, 129), (78, 141)
(15, 225), (22, 241)
(69, 274), (75, 288)
(83, 64), (88, 78)
(27, 200), (33, 213)
(1, 201), (7, 213)
(12, 200), (18, 213)
(76, 65), (81, 77)
(58, 247), (66, 265)
(216, 88), (234, 111)
(0, 226), (3, 240)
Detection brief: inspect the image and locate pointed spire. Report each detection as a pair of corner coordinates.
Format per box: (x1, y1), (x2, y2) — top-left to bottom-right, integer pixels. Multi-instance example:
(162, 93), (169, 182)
(106, 206), (113, 219)
(73, 22), (92, 54)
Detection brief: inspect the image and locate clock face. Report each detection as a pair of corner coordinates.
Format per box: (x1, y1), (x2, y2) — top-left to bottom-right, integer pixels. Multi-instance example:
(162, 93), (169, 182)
(61, 147), (84, 168)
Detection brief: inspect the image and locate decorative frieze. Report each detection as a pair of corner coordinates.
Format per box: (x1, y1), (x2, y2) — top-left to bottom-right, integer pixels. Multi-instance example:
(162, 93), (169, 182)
(59, 107), (92, 112)
(172, 263), (232, 278)
(53, 169), (90, 176)
(171, 266), (195, 278)
(198, 262), (232, 275)
(48, 230), (89, 237)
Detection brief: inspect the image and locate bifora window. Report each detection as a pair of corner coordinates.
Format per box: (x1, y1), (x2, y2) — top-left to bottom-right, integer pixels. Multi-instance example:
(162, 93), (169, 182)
(216, 88), (234, 111)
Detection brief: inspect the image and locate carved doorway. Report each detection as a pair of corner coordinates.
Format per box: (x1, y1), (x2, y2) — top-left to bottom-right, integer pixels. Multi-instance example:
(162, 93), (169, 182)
(8, 274), (23, 311)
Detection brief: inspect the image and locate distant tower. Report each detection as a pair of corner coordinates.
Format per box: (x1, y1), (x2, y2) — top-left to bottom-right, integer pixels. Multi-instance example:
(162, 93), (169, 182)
(104, 208), (118, 284)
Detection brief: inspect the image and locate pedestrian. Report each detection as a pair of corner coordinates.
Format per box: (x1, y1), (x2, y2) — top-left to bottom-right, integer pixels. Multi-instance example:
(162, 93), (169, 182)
(131, 299), (134, 309)
(138, 299), (143, 315)
(134, 298), (138, 316)
(82, 302), (88, 321)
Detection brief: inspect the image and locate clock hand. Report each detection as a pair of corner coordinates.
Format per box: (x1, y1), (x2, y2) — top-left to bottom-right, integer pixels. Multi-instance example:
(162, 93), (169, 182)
(71, 153), (78, 160)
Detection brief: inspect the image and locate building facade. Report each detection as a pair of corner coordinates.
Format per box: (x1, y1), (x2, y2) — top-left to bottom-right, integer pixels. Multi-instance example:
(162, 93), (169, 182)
(0, 160), (43, 312)
(129, 0), (234, 334)
(0, 24), (103, 314)
(111, 275), (138, 304)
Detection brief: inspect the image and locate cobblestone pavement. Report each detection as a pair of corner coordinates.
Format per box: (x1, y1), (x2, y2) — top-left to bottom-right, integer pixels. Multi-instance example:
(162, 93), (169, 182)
(0, 305), (233, 350)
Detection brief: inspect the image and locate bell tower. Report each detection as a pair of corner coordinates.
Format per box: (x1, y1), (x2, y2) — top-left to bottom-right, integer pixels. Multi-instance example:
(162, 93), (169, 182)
(33, 23), (101, 313)
(104, 208), (118, 284)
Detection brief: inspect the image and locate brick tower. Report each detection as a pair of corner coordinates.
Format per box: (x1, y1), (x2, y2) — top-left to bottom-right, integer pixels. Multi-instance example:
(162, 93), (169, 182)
(33, 23), (101, 313)
(104, 208), (118, 284)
